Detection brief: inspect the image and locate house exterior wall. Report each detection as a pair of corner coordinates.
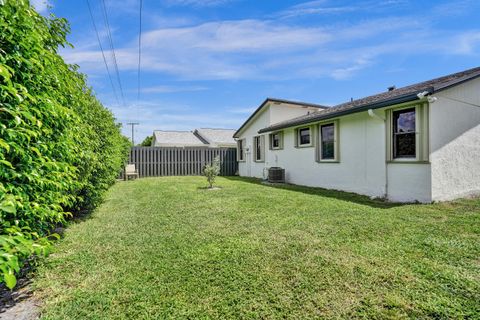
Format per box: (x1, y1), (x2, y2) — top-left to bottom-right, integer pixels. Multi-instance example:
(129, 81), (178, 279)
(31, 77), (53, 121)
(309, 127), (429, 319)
(386, 163), (431, 202)
(237, 78), (479, 203)
(269, 103), (319, 124)
(237, 102), (318, 178)
(238, 106), (433, 202)
(237, 106), (270, 178)
(429, 77), (480, 201)
(265, 112), (388, 198)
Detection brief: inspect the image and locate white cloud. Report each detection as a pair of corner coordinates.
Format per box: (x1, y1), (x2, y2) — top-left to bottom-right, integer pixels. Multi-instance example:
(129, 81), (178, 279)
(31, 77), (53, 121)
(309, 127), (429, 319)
(141, 20), (330, 53)
(452, 31), (480, 54)
(63, 19), (331, 80)
(331, 58), (372, 80)
(141, 85), (208, 93)
(30, 0), (50, 13)
(278, 1), (357, 19)
(63, 12), (480, 84)
(61, 1), (480, 87)
(164, 0), (234, 7)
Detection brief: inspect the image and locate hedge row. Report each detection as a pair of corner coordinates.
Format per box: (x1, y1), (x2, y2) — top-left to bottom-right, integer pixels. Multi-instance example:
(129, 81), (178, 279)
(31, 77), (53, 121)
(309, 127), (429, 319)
(0, 1), (130, 288)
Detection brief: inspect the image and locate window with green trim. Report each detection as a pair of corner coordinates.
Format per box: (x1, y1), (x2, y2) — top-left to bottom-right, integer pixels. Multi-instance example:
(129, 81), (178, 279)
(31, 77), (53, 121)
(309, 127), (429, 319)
(321, 123), (335, 160)
(269, 132), (283, 150)
(316, 120), (339, 162)
(393, 108), (416, 158)
(386, 104), (429, 162)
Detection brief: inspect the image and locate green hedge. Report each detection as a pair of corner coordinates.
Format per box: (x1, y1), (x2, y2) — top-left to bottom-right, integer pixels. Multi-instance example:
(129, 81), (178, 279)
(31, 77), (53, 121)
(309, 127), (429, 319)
(0, 0), (130, 288)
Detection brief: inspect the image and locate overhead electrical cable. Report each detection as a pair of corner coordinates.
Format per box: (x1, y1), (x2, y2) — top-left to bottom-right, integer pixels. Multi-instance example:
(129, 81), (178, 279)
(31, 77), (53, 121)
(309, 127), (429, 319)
(100, 0), (126, 106)
(137, 0), (143, 102)
(86, 0), (120, 106)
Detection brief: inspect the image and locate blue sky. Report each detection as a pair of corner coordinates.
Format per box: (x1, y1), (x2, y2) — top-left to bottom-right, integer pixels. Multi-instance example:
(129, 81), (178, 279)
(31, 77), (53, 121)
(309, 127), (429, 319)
(33, 0), (480, 143)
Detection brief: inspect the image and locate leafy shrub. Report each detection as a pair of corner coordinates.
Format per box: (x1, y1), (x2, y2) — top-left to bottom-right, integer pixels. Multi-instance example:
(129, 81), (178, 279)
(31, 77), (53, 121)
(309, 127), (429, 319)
(139, 135), (153, 146)
(0, 226), (56, 289)
(203, 156), (221, 188)
(0, 0), (130, 288)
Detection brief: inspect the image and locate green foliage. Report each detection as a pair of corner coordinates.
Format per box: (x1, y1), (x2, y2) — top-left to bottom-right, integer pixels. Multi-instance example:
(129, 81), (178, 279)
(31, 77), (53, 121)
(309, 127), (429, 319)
(203, 156), (220, 188)
(139, 135), (153, 147)
(0, 0), (130, 288)
(0, 225), (55, 289)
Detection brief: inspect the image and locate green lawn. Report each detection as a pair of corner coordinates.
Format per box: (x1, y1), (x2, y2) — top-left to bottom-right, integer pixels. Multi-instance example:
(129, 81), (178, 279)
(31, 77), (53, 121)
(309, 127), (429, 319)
(35, 177), (480, 319)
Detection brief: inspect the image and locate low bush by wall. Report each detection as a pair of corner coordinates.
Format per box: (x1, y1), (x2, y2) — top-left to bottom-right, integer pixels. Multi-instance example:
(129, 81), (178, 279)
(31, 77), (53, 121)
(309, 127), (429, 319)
(0, 0), (130, 288)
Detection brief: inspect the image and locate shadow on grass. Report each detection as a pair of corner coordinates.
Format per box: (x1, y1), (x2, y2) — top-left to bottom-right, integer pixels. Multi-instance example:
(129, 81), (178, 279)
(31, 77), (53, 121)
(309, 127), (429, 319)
(223, 176), (407, 209)
(197, 186), (222, 191)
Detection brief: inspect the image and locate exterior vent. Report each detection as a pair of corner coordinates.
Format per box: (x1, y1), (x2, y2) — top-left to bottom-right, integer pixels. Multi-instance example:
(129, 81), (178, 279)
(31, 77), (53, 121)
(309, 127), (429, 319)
(268, 167), (285, 183)
(388, 85), (396, 91)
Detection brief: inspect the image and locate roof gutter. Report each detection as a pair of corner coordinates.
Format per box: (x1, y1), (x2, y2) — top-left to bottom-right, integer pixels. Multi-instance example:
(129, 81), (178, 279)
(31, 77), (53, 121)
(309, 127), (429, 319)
(258, 88), (433, 134)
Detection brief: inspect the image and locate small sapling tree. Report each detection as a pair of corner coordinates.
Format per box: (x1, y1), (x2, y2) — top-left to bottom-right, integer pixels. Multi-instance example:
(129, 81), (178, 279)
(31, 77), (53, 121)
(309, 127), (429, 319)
(203, 156), (221, 188)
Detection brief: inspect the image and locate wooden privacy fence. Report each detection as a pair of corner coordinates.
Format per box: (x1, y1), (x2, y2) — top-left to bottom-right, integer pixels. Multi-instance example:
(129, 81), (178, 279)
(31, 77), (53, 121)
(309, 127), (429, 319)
(121, 147), (238, 178)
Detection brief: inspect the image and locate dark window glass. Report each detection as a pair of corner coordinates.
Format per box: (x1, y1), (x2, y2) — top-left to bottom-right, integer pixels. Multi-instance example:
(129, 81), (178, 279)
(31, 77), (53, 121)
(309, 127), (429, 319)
(255, 137), (262, 160)
(321, 124), (335, 159)
(272, 133), (280, 148)
(299, 128), (310, 145)
(393, 108), (416, 158)
(238, 140), (244, 160)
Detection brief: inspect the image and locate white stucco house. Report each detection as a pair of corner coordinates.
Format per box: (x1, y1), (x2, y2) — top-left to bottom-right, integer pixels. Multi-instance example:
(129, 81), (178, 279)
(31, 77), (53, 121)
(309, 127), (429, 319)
(233, 67), (480, 203)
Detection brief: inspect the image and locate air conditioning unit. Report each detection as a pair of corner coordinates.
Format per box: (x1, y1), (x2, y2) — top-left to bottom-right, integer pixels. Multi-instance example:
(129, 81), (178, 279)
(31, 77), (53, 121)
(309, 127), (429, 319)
(268, 167), (285, 183)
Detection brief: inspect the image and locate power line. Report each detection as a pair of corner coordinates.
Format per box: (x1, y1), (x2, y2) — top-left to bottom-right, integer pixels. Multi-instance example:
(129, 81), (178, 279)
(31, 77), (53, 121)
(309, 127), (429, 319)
(100, 0), (126, 106)
(137, 0), (143, 102)
(86, 0), (120, 106)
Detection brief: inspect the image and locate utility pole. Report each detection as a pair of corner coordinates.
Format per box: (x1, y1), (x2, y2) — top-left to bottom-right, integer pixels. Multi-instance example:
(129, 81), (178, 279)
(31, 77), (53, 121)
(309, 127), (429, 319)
(127, 122), (139, 146)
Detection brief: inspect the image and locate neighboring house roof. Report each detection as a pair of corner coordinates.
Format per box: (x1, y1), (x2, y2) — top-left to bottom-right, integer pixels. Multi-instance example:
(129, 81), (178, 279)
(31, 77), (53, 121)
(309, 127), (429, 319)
(194, 128), (236, 146)
(233, 97), (329, 138)
(258, 66), (480, 134)
(153, 130), (207, 147)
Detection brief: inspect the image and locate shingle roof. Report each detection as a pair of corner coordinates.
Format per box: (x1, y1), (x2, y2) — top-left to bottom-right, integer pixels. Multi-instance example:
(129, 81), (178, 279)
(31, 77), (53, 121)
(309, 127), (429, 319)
(233, 98), (329, 138)
(153, 130), (207, 147)
(258, 66), (480, 134)
(194, 128), (236, 146)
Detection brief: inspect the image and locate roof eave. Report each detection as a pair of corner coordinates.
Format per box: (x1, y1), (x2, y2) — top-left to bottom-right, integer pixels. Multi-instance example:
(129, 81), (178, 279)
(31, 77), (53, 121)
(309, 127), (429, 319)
(233, 98), (272, 138)
(433, 72), (480, 93)
(233, 97), (329, 138)
(258, 90), (430, 134)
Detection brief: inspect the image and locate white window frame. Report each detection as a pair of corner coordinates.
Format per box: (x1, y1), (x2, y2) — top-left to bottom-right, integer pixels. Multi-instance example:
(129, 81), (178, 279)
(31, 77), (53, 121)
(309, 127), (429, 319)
(237, 139), (246, 162)
(269, 132), (283, 150)
(386, 103), (429, 163)
(295, 126), (313, 148)
(316, 120), (339, 162)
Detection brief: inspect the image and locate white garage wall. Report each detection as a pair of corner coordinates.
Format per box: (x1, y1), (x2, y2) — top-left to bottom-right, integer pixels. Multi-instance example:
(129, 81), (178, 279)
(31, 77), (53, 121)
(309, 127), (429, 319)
(430, 77), (480, 201)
